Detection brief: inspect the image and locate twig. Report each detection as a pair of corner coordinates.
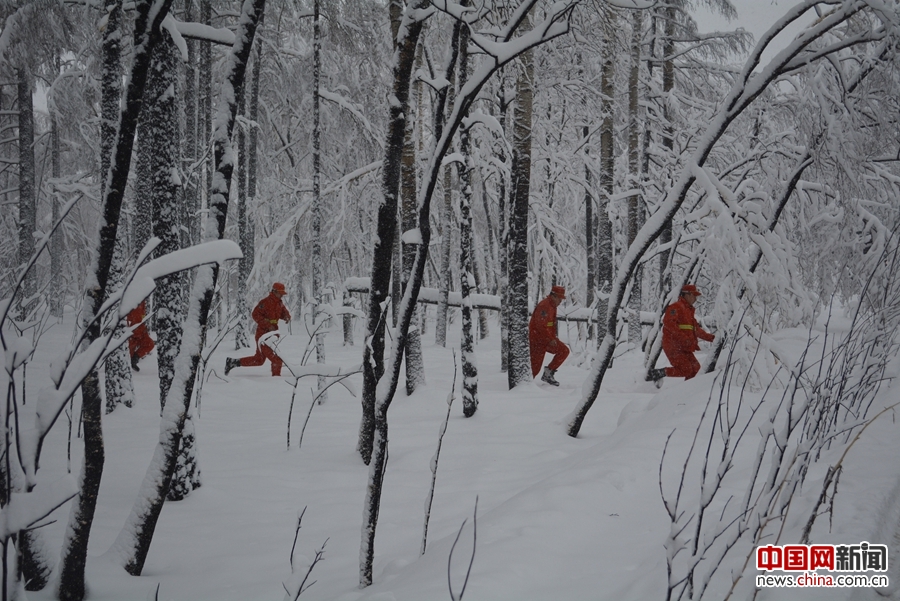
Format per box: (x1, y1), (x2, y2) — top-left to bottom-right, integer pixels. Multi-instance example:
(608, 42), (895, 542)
(448, 495), (478, 601)
(422, 350), (457, 555)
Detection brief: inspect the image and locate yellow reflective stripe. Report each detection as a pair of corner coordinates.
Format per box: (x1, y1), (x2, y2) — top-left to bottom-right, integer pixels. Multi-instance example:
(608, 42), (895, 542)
(678, 324), (694, 330)
(547, 322), (554, 327)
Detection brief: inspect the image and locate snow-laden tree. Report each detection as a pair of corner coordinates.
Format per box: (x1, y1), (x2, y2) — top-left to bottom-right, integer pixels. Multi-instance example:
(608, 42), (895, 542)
(357, 0), (577, 586)
(110, 0), (264, 577)
(568, 0), (900, 438)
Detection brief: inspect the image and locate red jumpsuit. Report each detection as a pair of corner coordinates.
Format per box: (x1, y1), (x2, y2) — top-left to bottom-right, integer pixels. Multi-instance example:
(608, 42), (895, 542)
(662, 297), (714, 379)
(239, 292), (292, 376)
(127, 301), (155, 361)
(528, 296), (570, 377)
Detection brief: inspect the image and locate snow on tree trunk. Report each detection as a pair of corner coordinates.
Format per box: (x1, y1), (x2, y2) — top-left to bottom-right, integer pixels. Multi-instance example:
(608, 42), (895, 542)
(457, 23), (478, 417)
(56, 4), (177, 598)
(402, 38), (425, 397)
(146, 30), (184, 412)
(102, 0), (133, 419)
(108, 0), (264, 578)
(357, 0), (426, 466)
(507, 23), (534, 389)
(312, 0), (328, 403)
(17, 68), (35, 313)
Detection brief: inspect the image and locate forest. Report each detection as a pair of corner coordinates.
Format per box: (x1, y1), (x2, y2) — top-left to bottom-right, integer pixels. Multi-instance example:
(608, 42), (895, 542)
(2, 0), (900, 599)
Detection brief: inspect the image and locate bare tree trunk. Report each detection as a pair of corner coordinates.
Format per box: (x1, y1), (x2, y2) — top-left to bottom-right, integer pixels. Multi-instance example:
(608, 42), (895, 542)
(657, 2), (676, 298)
(497, 82), (510, 371)
(596, 8), (616, 345)
(235, 82), (251, 350)
(17, 68), (35, 311)
(507, 17), (534, 389)
(435, 165), (453, 347)
(312, 0), (328, 402)
(183, 0), (199, 249)
(627, 10), (643, 347)
(101, 0), (135, 415)
(57, 3), (176, 599)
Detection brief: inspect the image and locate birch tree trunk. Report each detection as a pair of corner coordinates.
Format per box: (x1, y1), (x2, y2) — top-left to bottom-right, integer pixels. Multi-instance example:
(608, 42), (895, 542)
(457, 20), (478, 416)
(57, 3), (176, 599)
(109, 0), (264, 577)
(402, 39), (426, 396)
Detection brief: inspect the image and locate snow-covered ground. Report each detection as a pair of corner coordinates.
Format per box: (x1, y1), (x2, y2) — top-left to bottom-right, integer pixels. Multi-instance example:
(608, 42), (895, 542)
(23, 309), (900, 601)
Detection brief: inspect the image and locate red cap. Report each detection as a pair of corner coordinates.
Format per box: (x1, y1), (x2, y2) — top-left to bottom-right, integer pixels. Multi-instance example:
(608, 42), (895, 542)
(551, 285), (566, 299)
(272, 282), (287, 295)
(681, 284), (701, 296)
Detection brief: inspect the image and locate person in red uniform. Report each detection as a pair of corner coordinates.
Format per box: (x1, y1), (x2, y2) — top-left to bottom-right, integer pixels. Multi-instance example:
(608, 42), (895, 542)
(127, 300), (155, 372)
(647, 284), (714, 384)
(529, 285), (570, 386)
(225, 282), (292, 376)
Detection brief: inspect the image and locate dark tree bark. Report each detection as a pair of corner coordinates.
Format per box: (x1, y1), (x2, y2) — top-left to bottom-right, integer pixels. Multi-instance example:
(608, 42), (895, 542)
(507, 23), (534, 389)
(57, 3), (176, 600)
(235, 77), (251, 350)
(596, 9), (616, 344)
(357, 0), (427, 465)
(627, 9), (643, 347)
(146, 31), (184, 411)
(496, 81), (510, 370)
(100, 0), (135, 415)
(312, 0), (328, 402)
(183, 0), (199, 249)
(17, 68), (35, 310)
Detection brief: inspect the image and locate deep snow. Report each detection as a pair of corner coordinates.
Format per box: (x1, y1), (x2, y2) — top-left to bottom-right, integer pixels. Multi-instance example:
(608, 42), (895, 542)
(21, 307), (900, 601)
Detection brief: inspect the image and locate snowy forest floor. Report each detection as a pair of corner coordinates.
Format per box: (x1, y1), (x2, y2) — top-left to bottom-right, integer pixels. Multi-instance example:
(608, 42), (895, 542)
(24, 310), (900, 601)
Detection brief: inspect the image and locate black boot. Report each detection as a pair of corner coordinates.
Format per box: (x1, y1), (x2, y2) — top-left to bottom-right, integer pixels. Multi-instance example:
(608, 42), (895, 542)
(224, 357), (240, 376)
(131, 355), (140, 372)
(541, 367), (560, 387)
(645, 367), (666, 387)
